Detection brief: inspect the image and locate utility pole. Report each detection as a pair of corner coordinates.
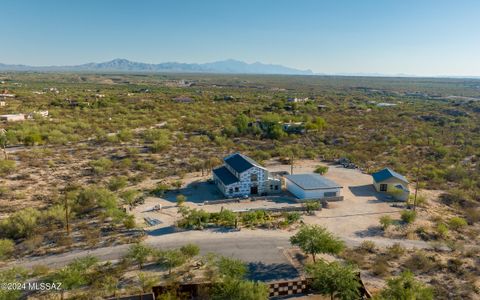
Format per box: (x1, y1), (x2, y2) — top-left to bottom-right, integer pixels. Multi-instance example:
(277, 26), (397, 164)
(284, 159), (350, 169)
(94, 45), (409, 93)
(290, 152), (294, 175)
(64, 192), (70, 235)
(413, 163), (420, 211)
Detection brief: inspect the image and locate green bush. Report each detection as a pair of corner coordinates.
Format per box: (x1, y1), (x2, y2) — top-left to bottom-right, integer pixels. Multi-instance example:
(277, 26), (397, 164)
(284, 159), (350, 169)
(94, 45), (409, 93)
(89, 158), (113, 175)
(0, 207), (41, 239)
(0, 239), (15, 260)
(314, 165), (329, 175)
(400, 210), (417, 224)
(303, 200), (321, 214)
(358, 240), (376, 253)
(108, 176), (128, 191)
(436, 223), (449, 239)
(379, 215), (393, 230)
(448, 217), (468, 230)
(386, 243), (405, 259)
(0, 160), (16, 176)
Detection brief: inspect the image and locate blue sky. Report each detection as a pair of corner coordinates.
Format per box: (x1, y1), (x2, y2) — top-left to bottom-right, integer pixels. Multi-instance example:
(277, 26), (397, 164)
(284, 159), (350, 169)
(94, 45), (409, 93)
(2, 0), (480, 76)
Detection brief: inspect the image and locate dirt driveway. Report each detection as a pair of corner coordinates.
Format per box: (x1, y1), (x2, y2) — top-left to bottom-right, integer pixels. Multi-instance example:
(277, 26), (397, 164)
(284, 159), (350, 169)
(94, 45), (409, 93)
(266, 160), (402, 238)
(133, 159), (403, 241)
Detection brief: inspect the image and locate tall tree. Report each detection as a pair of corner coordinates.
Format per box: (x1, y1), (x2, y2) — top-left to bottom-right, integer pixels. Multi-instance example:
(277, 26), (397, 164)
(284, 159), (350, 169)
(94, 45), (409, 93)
(306, 261), (360, 300)
(290, 225), (344, 262)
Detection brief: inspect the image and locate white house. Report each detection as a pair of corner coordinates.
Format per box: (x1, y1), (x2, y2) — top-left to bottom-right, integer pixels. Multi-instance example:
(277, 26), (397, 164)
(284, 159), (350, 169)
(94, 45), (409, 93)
(372, 168), (410, 201)
(212, 153), (281, 198)
(285, 174), (342, 200)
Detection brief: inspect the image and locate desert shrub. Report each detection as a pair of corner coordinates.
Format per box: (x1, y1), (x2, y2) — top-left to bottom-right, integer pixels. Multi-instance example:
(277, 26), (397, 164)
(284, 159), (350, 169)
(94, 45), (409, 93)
(303, 200), (321, 214)
(117, 129), (133, 142)
(0, 207), (41, 239)
(435, 223), (449, 239)
(89, 158), (113, 175)
(215, 209), (237, 227)
(151, 139), (171, 153)
(120, 190), (139, 206)
(409, 194), (427, 207)
(448, 217), (468, 230)
(0, 159), (16, 176)
(401, 210), (417, 224)
(464, 208), (480, 224)
(404, 251), (434, 273)
(75, 187), (125, 222)
(176, 194), (187, 206)
(285, 212), (301, 224)
(108, 176), (128, 191)
(0, 239), (15, 260)
(386, 243), (405, 259)
(379, 215), (393, 230)
(151, 183), (170, 197)
(180, 243), (200, 259)
(177, 208), (211, 229)
(372, 256), (389, 276)
(358, 240), (376, 253)
(440, 189), (474, 208)
(135, 161), (155, 172)
(314, 165), (329, 175)
(379, 271), (434, 300)
(123, 215), (136, 229)
(447, 258), (464, 275)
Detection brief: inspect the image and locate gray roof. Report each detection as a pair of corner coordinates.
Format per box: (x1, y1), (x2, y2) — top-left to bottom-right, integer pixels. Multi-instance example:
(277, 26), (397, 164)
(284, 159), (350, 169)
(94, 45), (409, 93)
(213, 166), (239, 186)
(372, 168), (409, 183)
(224, 153), (263, 174)
(285, 174), (342, 190)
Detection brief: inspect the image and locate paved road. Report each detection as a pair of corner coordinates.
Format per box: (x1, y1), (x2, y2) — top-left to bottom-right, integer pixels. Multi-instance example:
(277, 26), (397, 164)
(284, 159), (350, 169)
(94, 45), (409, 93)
(8, 230), (432, 272)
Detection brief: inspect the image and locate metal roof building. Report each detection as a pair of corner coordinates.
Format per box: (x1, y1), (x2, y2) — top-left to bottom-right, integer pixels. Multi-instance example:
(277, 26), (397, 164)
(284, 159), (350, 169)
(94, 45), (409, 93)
(285, 173), (342, 200)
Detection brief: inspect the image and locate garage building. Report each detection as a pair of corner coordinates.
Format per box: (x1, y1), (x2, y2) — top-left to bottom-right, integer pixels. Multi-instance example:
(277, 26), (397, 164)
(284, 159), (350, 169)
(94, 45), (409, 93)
(285, 174), (342, 200)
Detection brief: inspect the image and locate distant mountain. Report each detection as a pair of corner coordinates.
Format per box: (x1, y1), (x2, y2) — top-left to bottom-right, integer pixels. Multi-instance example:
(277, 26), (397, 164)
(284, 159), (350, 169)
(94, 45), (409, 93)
(0, 58), (314, 75)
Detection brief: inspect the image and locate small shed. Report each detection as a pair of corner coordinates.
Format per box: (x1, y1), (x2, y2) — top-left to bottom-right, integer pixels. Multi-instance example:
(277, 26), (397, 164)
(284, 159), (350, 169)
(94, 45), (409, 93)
(372, 168), (410, 201)
(285, 174), (342, 200)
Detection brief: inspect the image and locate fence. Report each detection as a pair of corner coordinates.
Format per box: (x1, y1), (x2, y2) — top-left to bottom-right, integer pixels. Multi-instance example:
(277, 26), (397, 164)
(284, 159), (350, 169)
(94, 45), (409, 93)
(149, 275), (372, 299)
(268, 278), (310, 297)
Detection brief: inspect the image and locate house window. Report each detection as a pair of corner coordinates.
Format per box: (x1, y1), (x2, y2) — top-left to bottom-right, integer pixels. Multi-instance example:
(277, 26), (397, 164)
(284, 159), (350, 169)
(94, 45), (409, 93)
(274, 185), (279, 190)
(325, 191), (337, 197)
(270, 185), (273, 190)
(251, 173), (258, 182)
(380, 184), (388, 192)
(235, 187), (239, 192)
(229, 188), (233, 194)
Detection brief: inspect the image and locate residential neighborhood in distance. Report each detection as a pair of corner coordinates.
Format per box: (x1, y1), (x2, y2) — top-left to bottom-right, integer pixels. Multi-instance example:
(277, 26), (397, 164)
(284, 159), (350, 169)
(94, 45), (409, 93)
(1, 1), (479, 300)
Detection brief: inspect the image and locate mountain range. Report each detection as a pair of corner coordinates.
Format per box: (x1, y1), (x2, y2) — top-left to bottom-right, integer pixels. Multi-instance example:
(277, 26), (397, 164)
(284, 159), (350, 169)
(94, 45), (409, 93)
(0, 58), (314, 75)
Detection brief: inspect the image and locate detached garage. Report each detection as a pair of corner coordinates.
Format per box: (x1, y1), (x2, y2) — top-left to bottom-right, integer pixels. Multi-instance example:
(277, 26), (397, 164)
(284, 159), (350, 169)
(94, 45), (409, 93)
(285, 174), (342, 200)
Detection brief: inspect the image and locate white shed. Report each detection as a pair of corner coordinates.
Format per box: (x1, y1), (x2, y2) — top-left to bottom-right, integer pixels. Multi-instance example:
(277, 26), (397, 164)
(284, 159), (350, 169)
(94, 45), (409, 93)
(285, 174), (342, 199)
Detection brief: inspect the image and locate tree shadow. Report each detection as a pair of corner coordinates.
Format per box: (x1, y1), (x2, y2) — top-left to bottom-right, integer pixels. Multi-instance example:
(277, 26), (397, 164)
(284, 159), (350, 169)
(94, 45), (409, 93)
(163, 180), (224, 204)
(247, 262), (300, 281)
(354, 225), (384, 238)
(349, 184), (392, 201)
(146, 225), (178, 236)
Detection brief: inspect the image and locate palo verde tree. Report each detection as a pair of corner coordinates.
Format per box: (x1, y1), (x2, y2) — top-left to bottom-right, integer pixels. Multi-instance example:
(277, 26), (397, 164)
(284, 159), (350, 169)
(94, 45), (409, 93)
(126, 243), (153, 269)
(290, 225), (344, 262)
(306, 260), (360, 300)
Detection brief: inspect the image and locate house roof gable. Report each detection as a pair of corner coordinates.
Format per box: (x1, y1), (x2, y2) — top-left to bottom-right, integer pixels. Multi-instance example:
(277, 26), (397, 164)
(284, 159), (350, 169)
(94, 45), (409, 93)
(372, 168), (409, 183)
(224, 153), (264, 174)
(213, 166), (239, 186)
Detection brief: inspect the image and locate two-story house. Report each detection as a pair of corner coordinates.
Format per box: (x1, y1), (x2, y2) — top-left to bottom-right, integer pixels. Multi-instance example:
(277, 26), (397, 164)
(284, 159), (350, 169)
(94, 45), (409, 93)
(212, 153), (281, 198)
